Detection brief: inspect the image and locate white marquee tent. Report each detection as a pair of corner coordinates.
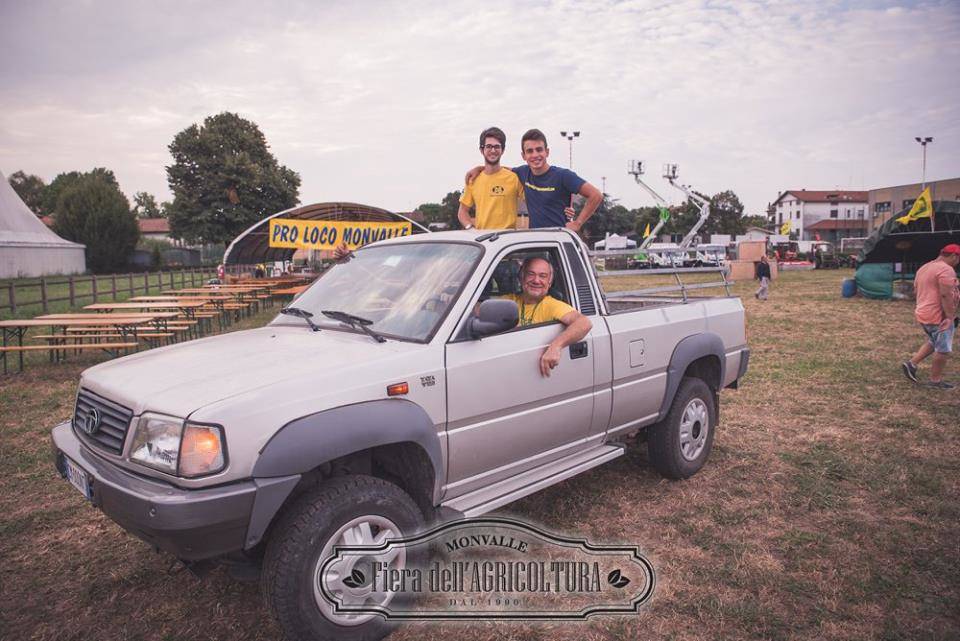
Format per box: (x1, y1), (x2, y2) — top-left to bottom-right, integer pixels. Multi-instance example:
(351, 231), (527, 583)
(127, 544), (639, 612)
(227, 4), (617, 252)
(0, 172), (85, 278)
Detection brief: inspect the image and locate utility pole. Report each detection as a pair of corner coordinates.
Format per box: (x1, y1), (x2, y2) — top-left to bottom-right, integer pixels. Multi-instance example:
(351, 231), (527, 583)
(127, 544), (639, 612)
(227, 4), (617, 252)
(601, 176), (606, 194)
(559, 130), (580, 168)
(914, 136), (933, 188)
(915, 136), (934, 231)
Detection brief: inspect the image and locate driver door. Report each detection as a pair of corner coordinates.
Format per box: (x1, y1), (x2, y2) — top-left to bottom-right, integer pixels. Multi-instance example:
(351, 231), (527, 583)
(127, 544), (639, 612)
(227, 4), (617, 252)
(442, 245), (596, 500)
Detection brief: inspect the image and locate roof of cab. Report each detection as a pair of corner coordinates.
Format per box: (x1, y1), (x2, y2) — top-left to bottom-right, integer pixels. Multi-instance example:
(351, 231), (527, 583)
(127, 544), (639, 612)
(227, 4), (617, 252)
(369, 227), (584, 249)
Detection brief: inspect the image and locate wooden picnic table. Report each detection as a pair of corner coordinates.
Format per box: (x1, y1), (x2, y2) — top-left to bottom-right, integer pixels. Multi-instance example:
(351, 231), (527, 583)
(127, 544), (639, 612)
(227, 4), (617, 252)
(84, 301), (209, 323)
(85, 301), (208, 311)
(273, 285), (310, 296)
(1, 316), (165, 373)
(38, 312), (182, 319)
(166, 286), (273, 317)
(130, 295), (233, 301)
(38, 313), (182, 330)
(170, 285), (268, 291)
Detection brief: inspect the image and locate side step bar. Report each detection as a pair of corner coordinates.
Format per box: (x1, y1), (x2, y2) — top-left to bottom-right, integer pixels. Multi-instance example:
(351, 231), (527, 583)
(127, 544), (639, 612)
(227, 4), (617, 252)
(441, 444), (625, 518)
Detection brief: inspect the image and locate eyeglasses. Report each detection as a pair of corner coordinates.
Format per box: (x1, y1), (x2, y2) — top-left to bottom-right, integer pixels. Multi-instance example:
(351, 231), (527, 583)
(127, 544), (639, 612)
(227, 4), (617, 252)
(482, 144), (502, 151)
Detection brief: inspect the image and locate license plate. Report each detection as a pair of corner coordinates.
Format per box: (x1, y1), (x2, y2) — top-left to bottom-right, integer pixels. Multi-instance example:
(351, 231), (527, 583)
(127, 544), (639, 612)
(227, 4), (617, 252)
(63, 455), (92, 501)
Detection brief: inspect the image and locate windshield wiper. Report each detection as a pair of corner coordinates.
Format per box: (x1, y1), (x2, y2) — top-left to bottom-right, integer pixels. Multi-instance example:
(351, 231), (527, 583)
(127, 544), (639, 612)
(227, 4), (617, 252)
(280, 306), (322, 332)
(321, 310), (387, 343)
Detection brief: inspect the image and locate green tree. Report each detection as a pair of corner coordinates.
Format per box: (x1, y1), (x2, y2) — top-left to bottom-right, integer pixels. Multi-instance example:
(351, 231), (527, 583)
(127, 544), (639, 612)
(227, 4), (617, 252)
(439, 191), (462, 228)
(413, 202), (444, 225)
(138, 237), (173, 267)
(583, 197), (635, 241)
(8, 171), (47, 216)
(166, 112), (300, 245)
(133, 191), (163, 218)
(52, 172), (140, 273)
(704, 190), (746, 236)
(634, 206), (666, 239)
(44, 168), (120, 218)
(741, 214), (770, 230)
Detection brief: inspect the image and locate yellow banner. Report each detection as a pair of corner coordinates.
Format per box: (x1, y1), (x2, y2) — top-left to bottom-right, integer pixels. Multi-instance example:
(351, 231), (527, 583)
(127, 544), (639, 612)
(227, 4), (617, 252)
(895, 187), (933, 225)
(643, 222), (651, 238)
(268, 219), (413, 250)
(780, 220), (791, 235)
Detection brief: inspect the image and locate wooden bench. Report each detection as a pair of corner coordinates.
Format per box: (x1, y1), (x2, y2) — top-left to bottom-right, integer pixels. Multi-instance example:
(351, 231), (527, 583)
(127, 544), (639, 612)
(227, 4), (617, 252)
(34, 333), (175, 342)
(0, 343), (140, 367)
(1, 343), (137, 351)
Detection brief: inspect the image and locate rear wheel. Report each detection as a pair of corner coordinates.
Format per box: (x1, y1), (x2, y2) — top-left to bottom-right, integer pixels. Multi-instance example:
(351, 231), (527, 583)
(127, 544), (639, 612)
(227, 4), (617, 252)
(647, 377), (716, 479)
(262, 475), (423, 641)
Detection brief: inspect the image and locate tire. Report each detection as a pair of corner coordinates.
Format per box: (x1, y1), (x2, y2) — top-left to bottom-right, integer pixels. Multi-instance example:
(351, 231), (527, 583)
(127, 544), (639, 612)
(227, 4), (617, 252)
(262, 475), (423, 641)
(647, 377), (716, 479)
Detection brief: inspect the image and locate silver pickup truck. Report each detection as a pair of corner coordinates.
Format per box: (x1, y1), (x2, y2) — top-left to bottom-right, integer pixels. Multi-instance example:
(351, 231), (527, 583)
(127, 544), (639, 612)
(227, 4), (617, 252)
(51, 228), (748, 641)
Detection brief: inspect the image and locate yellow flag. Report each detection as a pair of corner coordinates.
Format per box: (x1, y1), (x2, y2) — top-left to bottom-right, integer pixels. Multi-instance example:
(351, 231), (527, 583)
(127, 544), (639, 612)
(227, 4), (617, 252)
(780, 220), (790, 235)
(643, 222), (651, 238)
(895, 187), (933, 225)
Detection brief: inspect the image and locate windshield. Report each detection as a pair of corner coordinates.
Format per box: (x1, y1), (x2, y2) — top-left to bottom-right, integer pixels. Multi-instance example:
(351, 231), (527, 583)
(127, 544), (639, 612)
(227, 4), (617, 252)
(283, 242), (481, 341)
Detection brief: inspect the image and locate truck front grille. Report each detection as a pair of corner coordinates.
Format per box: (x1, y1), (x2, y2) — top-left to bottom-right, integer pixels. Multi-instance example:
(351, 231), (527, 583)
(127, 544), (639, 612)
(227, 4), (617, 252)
(73, 388), (134, 455)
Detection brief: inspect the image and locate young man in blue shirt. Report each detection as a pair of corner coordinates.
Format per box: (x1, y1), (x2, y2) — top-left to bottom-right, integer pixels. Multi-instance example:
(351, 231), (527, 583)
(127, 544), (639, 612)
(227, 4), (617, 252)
(466, 128), (603, 232)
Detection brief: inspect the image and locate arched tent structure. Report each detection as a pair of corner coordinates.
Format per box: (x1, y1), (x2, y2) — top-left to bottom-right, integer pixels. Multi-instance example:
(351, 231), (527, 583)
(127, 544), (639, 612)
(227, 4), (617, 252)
(1, 171), (86, 278)
(855, 200), (960, 298)
(223, 202), (429, 265)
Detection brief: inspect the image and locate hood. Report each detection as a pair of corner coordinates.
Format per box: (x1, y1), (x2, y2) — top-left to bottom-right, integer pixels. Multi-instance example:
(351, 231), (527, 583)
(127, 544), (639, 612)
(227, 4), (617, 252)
(80, 325), (421, 417)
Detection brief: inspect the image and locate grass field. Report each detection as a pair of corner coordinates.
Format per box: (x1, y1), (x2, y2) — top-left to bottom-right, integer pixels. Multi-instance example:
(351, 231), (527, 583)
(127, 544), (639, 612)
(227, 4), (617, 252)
(1, 269), (958, 641)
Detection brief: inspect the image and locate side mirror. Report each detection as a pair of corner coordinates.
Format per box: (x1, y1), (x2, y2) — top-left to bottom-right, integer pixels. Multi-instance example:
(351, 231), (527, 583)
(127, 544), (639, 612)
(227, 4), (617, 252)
(469, 299), (518, 339)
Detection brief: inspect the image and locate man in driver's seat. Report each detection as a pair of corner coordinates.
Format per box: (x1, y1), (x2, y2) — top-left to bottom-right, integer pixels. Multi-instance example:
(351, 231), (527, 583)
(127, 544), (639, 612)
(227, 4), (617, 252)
(501, 257), (592, 377)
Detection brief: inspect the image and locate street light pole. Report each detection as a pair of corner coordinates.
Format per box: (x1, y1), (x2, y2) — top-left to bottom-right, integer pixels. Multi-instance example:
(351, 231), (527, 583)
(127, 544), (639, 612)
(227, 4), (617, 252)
(915, 136), (934, 232)
(559, 130), (580, 168)
(915, 136), (933, 188)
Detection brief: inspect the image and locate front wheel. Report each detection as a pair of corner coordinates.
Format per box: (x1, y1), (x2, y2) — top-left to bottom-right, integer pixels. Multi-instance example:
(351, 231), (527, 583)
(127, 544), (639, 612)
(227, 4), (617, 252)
(262, 475), (423, 641)
(647, 377), (716, 479)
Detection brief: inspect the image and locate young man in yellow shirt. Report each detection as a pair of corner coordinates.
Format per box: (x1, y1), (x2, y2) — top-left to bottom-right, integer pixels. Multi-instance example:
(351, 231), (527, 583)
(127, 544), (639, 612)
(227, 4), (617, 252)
(458, 127), (524, 230)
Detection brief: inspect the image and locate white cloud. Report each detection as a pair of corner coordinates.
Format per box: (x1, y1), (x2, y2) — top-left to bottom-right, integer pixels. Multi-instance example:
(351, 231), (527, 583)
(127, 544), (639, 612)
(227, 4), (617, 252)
(0, 0), (958, 214)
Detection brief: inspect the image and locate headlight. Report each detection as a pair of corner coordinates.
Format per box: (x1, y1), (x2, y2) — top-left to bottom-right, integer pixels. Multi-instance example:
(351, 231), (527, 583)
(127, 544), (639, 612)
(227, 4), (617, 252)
(129, 414), (182, 474)
(129, 415), (226, 478)
(179, 423), (226, 478)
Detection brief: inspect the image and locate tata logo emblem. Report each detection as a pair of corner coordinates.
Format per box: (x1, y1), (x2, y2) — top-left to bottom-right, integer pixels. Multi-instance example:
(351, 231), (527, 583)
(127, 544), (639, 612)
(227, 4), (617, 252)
(81, 408), (102, 435)
(491, 186), (504, 194)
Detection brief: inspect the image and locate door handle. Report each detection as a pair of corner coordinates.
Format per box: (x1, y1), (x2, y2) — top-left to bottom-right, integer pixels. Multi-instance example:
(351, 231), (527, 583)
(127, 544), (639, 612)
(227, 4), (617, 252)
(569, 341), (588, 359)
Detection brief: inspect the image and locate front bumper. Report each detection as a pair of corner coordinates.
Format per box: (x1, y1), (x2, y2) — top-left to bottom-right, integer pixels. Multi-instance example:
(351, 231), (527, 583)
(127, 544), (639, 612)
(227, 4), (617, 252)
(52, 421), (262, 561)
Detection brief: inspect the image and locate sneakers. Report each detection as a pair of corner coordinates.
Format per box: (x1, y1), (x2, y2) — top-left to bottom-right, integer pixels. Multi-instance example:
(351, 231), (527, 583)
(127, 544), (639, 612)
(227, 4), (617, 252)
(925, 380), (955, 390)
(901, 361), (919, 383)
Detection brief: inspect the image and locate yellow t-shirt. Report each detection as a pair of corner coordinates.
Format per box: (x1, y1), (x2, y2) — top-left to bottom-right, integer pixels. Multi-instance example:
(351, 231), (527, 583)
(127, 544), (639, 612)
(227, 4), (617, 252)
(503, 294), (575, 327)
(460, 168), (523, 230)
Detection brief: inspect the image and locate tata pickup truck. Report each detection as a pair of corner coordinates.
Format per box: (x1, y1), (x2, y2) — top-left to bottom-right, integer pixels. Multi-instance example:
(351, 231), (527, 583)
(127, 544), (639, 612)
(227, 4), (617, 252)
(51, 228), (748, 641)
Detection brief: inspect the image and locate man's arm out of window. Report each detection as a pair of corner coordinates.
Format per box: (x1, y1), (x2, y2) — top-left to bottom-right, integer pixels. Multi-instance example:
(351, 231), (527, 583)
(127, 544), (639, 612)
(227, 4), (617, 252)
(539, 310), (592, 377)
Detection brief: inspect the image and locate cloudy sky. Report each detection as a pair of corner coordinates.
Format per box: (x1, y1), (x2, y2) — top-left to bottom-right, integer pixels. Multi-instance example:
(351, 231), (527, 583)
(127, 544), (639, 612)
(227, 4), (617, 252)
(1, 0), (958, 216)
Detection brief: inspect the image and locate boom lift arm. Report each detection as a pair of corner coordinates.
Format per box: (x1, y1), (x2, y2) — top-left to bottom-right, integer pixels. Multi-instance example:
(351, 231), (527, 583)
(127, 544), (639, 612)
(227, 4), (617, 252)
(663, 163), (711, 250)
(628, 160), (671, 250)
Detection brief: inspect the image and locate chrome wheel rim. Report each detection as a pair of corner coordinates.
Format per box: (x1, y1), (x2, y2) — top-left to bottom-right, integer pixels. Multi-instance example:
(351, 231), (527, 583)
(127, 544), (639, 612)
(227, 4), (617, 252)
(313, 514), (405, 626)
(679, 398), (709, 462)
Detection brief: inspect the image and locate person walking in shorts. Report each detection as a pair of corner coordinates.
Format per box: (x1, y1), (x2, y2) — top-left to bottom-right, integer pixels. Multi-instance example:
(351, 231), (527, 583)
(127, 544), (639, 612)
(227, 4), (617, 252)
(902, 243), (960, 389)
